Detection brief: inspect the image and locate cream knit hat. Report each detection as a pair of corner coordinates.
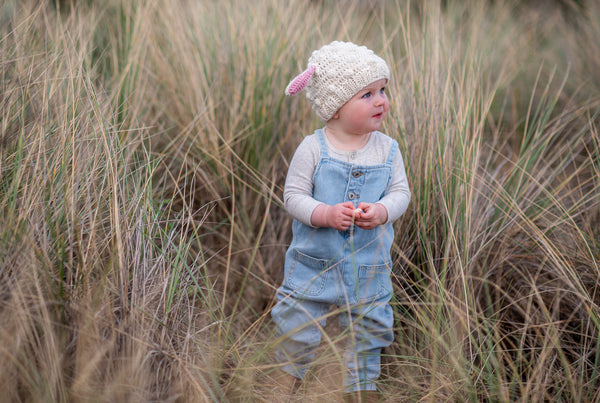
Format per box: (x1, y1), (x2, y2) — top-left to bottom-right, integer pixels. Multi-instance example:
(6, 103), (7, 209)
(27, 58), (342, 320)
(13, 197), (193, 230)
(285, 41), (390, 121)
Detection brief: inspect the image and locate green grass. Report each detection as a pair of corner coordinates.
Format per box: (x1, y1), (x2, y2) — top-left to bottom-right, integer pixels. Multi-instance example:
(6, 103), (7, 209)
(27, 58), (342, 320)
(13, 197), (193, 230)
(1, 0), (599, 401)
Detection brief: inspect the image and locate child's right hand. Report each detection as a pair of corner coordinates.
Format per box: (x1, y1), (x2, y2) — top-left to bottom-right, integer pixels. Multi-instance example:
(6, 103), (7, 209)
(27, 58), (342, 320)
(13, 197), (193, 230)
(310, 202), (356, 230)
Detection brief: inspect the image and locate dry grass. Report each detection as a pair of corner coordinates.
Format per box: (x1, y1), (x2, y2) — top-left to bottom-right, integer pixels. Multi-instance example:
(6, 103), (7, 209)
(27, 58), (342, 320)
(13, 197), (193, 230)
(1, 0), (599, 401)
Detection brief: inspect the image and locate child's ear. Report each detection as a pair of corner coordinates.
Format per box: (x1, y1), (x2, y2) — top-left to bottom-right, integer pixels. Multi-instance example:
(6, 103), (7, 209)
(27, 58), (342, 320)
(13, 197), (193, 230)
(331, 112), (339, 120)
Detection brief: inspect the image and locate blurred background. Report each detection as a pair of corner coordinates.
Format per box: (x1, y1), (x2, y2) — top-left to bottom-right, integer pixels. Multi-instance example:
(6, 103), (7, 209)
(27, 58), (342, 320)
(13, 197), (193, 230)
(1, 0), (598, 401)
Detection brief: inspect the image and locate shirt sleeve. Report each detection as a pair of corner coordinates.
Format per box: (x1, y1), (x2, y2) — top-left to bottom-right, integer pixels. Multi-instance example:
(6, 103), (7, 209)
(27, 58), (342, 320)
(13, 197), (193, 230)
(377, 142), (411, 224)
(283, 136), (322, 226)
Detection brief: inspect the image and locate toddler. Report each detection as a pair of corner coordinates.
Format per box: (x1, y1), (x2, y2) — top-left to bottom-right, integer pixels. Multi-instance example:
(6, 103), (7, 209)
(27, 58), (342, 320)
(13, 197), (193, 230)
(271, 41), (411, 396)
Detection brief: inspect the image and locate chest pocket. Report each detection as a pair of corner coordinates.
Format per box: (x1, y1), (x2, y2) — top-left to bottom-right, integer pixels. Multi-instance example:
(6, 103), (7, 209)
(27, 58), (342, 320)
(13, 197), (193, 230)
(312, 159), (391, 206)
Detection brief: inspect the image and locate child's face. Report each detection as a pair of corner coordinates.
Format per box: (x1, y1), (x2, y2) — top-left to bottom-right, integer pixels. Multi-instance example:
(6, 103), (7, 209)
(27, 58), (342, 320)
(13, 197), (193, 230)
(332, 79), (389, 135)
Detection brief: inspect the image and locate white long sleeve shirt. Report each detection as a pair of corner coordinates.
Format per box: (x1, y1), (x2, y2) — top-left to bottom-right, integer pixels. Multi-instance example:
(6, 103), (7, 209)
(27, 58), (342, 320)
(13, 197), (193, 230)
(283, 129), (411, 227)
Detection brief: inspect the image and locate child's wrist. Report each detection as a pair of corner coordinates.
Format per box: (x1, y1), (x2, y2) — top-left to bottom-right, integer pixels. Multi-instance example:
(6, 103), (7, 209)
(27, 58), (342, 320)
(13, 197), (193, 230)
(376, 203), (388, 224)
(310, 203), (330, 228)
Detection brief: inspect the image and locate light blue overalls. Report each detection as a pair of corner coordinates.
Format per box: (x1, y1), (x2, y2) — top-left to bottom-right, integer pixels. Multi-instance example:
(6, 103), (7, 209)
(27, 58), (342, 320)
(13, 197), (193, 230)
(272, 129), (396, 392)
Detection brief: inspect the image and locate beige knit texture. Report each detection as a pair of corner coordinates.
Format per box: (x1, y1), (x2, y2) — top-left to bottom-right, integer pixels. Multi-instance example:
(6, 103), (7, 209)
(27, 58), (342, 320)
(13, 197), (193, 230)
(303, 41), (390, 121)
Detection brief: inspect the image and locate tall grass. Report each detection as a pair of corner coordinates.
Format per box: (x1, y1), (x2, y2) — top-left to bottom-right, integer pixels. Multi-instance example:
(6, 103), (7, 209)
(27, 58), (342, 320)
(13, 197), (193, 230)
(1, 0), (599, 401)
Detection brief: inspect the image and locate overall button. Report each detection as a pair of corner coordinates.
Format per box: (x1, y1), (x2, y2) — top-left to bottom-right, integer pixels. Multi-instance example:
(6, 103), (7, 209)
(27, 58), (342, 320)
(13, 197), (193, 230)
(348, 192), (357, 200)
(352, 171), (362, 178)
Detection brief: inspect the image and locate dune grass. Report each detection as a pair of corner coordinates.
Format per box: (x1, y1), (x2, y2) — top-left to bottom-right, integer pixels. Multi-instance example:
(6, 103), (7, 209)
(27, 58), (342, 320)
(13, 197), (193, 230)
(1, 0), (599, 401)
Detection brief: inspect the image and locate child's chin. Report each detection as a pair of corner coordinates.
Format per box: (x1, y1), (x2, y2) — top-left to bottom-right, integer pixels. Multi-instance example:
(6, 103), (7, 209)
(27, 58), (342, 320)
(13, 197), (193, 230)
(371, 122), (383, 130)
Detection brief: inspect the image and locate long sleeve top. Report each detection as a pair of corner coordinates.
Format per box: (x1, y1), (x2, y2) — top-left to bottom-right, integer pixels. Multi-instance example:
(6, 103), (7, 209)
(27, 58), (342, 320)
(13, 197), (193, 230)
(283, 129), (411, 227)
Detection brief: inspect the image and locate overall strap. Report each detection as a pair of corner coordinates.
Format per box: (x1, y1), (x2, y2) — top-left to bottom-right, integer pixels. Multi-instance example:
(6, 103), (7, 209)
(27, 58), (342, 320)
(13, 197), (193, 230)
(385, 139), (398, 165)
(316, 129), (330, 158)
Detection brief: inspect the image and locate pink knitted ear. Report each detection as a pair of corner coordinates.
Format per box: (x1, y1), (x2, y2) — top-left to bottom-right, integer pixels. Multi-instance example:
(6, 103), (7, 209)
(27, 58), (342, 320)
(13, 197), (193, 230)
(285, 65), (316, 95)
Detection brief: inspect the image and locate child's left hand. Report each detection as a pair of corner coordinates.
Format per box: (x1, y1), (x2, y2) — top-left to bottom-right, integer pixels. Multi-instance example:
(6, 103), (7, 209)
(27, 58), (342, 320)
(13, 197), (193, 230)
(353, 203), (388, 230)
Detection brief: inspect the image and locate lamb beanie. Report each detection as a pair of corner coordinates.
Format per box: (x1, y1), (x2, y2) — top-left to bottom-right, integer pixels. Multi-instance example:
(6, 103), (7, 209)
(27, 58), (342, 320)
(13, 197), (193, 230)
(285, 41), (390, 121)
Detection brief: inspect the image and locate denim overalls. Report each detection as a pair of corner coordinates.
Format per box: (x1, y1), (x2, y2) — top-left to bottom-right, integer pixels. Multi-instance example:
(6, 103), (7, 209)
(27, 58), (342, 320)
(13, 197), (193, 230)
(272, 129), (396, 392)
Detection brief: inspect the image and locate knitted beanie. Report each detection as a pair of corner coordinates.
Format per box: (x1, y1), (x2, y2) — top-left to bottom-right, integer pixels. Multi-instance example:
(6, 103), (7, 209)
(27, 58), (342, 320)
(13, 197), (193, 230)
(285, 41), (390, 121)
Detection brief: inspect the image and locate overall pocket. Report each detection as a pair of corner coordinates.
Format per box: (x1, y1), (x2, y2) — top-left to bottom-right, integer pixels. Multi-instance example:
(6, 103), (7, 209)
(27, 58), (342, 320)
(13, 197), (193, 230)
(357, 262), (392, 303)
(285, 249), (329, 297)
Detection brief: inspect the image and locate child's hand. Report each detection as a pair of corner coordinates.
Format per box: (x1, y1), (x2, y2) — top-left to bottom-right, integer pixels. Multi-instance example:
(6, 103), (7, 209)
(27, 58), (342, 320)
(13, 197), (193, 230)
(326, 202), (357, 231)
(353, 203), (388, 230)
(310, 202), (356, 231)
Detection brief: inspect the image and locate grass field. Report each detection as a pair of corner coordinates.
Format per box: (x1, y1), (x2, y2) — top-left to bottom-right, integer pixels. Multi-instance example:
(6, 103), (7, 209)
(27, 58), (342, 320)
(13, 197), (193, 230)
(1, 0), (599, 401)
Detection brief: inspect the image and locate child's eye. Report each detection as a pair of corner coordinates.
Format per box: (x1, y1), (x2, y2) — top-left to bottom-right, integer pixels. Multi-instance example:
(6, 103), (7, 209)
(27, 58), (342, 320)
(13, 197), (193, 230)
(380, 87), (386, 94)
(361, 92), (371, 99)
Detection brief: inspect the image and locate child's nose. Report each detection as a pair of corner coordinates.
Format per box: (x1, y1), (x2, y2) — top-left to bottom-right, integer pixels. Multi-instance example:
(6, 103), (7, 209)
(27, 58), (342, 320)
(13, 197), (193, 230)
(374, 93), (386, 106)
